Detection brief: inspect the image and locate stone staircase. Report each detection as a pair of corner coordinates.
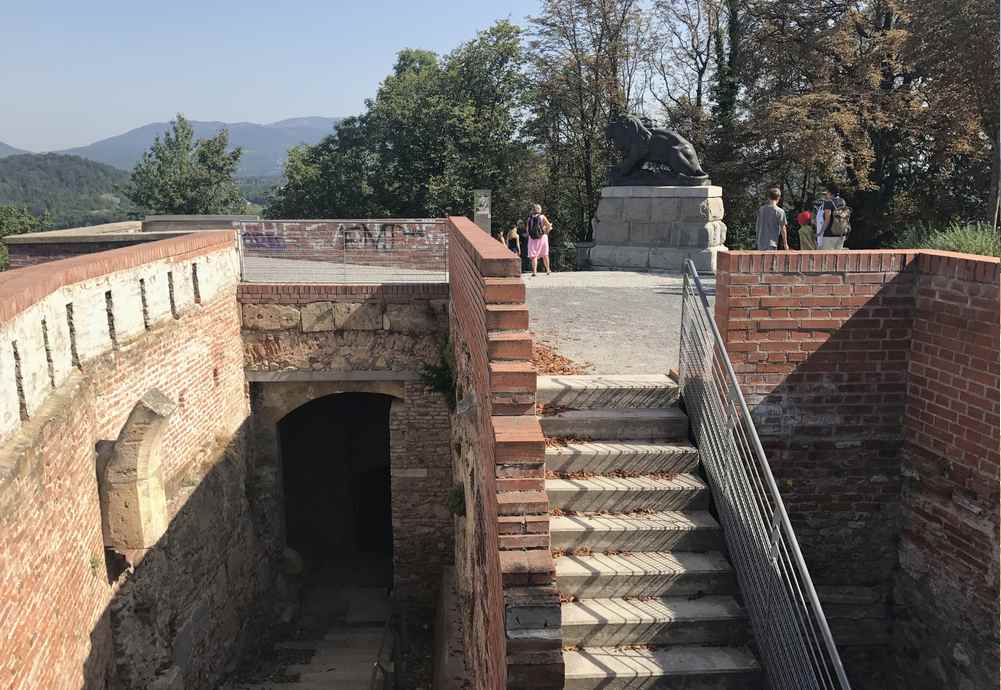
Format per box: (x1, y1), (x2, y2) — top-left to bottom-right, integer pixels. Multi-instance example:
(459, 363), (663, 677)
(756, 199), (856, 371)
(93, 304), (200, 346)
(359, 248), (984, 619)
(538, 375), (763, 689)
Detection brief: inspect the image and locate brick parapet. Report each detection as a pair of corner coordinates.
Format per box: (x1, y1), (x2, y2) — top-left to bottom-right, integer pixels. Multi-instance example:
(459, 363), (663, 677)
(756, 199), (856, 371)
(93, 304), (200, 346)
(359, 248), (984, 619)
(0, 234), (256, 690)
(0, 234), (240, 455)
(446, 216), (560, 689)
(715, 248), (1000, 688)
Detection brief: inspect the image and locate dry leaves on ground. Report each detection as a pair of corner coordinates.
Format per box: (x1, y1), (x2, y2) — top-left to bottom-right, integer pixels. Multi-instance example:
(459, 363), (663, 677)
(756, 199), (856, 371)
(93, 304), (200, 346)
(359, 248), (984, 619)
(532, 340), (592, 375)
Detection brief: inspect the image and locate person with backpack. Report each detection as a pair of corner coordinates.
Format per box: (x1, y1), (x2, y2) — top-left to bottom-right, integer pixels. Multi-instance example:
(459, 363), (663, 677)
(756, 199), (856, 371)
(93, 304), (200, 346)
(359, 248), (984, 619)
(820, 187), (852, 250)
(526, 204), (552, 276)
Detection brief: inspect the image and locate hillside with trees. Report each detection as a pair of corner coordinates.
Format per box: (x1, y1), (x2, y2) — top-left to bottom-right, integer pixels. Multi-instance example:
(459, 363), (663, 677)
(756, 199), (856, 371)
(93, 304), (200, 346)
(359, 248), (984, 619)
(0, 153), (134, 228)
(0, 141), (29, 157)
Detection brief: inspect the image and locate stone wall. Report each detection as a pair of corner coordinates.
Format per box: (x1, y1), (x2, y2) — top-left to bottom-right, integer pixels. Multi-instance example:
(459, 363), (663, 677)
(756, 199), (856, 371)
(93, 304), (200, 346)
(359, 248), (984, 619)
(0, 233), (269, 690)
(446, 216), (560, 690)
(715, 249), (1000, 689)
(237, 282), (453, 612)
(589, 185), (727, 271)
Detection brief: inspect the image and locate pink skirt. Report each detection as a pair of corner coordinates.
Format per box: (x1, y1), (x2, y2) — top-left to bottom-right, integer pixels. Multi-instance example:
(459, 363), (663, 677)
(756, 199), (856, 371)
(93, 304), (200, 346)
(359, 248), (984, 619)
(527, 235), (549, 258)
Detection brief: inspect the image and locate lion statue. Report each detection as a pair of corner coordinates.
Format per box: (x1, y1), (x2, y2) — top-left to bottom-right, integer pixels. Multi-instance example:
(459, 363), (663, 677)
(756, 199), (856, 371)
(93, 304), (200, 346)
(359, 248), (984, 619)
(606, 112), (709, 186)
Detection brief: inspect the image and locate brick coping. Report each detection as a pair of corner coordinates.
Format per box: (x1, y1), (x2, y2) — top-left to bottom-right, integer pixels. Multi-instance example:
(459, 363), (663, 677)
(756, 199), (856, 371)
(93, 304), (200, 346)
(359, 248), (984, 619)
(720, 249), (999, 284)
(0, 231), (236, 327)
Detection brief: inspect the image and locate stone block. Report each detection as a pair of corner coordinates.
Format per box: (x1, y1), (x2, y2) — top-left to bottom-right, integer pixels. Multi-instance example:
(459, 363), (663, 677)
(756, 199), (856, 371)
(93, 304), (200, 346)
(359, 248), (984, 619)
(592, 219), (629, 244)
(597, 196), (625, 221)
(242, 304), (300, 330)
(386, 303), (438, 333)
(702, 197), (725, 221)
(674, 221), (726, 248)
(622, 196), (652, 221)
(676, 196), (714, 222)
(651, 197), (678, 220)
(300, 302), (336, 332)
(590, 245), (650, 269)
(629, 222), (669, 245)
(333, 302), (382, 330)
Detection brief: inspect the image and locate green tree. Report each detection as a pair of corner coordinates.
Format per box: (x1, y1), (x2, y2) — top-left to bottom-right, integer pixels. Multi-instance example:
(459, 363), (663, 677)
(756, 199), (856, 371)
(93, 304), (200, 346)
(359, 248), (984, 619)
(0, 205), (46, 270)
(125, 114), (245, 214)
(267, 22), (532, 224)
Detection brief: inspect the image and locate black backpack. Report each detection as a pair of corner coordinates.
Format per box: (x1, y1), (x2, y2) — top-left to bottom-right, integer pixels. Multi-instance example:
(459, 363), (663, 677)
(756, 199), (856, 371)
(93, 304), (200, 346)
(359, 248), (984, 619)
(527, 214), (544, 240)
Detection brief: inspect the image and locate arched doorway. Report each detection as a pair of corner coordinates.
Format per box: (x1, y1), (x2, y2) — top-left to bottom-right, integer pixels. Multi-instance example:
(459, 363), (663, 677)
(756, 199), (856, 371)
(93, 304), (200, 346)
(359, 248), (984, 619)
(278, 392), (394, 588)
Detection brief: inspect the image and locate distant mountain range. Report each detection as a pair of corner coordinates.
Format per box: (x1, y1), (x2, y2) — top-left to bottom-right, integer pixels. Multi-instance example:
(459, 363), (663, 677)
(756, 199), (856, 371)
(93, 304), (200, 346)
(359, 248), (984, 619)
(40, 116), (341, 178)
(0, 141), (29, 158)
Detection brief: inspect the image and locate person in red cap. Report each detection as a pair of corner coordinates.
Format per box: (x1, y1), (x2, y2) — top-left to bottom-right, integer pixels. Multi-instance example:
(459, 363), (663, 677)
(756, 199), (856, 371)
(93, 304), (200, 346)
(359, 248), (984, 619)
(796, 210), (816, 250)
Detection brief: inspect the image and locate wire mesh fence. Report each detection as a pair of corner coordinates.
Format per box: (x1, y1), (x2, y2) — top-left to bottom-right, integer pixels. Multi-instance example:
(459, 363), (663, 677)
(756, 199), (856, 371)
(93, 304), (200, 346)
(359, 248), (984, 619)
(238, 219), (448, 283)
(678, 259), (851, 690)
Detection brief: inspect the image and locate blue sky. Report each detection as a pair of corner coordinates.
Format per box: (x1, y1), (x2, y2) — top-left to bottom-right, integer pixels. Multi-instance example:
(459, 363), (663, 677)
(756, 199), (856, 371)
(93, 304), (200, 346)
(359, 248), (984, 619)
(0, 0), (540, 151)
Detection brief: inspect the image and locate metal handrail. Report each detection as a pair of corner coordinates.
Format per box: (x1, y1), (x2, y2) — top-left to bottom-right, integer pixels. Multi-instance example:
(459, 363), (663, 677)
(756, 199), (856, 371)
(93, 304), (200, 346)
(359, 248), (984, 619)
(678, 259), (850, 690)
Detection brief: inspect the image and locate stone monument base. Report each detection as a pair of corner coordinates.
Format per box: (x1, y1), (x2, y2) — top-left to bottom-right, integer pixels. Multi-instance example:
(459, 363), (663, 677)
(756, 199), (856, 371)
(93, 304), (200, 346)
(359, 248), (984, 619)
(589, 185), (727, 273)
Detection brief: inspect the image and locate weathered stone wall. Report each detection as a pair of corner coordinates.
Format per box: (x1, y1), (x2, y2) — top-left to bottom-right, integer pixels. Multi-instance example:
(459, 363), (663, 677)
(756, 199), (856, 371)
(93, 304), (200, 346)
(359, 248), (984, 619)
(0, 234), (269, 690)
(447, 216), (560, 690)
(237, 282), (453, 612)
(715, 249), (1000, 689)
(895, 252), (999, 690)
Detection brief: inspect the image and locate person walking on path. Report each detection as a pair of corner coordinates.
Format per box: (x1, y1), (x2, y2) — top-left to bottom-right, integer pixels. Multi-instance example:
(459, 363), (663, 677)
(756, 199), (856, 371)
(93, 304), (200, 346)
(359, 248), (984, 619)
(516, 219), (530, 272)
(819, 186), (851, 250)
(526, 204), (552, 276)
(755, 187), (788, 251)
(506, 223), (521, 257)
(797, 210), (816, 250)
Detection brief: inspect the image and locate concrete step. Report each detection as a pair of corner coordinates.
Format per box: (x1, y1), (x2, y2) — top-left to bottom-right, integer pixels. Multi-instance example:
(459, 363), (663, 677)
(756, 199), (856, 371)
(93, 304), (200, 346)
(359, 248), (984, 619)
(550, 511), (722, 552)
(538, 375), (679, 410)
(561, 595), (750, 647)
(546, 441), (700, 476)
(541, 408), (688, 441)
(563, 645), (762, 690)
(547, 474), (708, 513)
(556, 551), (735, 599)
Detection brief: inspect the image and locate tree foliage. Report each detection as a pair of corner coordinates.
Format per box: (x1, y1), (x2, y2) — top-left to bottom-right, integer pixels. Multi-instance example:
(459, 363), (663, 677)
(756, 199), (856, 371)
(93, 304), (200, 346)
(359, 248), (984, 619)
(267, 22), (534, 228)
(0, 205), (46, 270)
(267, 1), (998, 251)
(125, 114), (245, 215)
(0, 153), (133, 228)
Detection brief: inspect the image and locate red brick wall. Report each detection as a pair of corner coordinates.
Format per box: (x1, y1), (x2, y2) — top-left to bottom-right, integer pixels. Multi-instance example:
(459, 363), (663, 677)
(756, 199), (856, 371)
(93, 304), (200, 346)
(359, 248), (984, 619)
(0, 236), (259, 690)
(446, 216), (561, 690)
(895, 252), (1000, 690)
(235, 281), (454, 613)
(715, 249), (1000, 689)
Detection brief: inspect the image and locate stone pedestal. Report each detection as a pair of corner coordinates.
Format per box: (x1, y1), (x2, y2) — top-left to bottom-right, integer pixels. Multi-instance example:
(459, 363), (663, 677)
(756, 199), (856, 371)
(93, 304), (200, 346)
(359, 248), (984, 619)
(590, 185), (726, 273)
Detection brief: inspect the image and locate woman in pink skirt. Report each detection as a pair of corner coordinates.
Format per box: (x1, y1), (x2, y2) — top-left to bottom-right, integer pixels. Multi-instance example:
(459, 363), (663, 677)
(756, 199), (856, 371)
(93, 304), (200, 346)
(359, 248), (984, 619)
(526, 203), (552, 276)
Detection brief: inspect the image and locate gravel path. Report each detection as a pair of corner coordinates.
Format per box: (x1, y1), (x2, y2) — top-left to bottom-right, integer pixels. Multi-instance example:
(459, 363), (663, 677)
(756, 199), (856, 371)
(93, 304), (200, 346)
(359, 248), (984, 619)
(525, 270), (715, 375)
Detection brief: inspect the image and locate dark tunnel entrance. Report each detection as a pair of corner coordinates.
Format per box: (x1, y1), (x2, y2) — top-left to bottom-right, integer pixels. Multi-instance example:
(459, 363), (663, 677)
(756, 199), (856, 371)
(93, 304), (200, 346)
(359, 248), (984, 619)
(279, 392), (394, 589)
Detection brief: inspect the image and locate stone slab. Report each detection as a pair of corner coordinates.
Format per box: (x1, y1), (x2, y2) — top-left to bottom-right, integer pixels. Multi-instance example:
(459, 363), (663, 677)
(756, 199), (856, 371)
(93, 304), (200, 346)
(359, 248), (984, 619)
(589, 245), (721, 272)
(601, 185), (723, 198)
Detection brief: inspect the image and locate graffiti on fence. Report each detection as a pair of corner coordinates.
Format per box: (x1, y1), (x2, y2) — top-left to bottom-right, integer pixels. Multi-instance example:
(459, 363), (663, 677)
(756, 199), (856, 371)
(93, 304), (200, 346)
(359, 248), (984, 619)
(239, 220), (447, 255)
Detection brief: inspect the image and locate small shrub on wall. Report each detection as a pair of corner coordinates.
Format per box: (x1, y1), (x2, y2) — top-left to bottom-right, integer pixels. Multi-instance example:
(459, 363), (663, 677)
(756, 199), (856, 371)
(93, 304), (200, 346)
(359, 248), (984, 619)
(893, 221), (1000, 257)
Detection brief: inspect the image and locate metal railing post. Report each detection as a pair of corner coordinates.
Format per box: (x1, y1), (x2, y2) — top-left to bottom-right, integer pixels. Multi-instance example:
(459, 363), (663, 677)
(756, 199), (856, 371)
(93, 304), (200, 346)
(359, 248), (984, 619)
(677, 259), (851, 690)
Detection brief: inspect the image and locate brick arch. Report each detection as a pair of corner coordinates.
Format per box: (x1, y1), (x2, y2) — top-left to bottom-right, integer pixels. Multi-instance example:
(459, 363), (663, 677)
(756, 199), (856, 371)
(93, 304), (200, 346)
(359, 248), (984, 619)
(97, 388), (176, 554)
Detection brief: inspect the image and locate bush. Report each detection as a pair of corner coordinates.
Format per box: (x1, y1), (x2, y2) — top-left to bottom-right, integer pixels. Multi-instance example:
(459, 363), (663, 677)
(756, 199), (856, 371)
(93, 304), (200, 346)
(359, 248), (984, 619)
(892, 221), (1000, 258)
(726, 223), (756, 250)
